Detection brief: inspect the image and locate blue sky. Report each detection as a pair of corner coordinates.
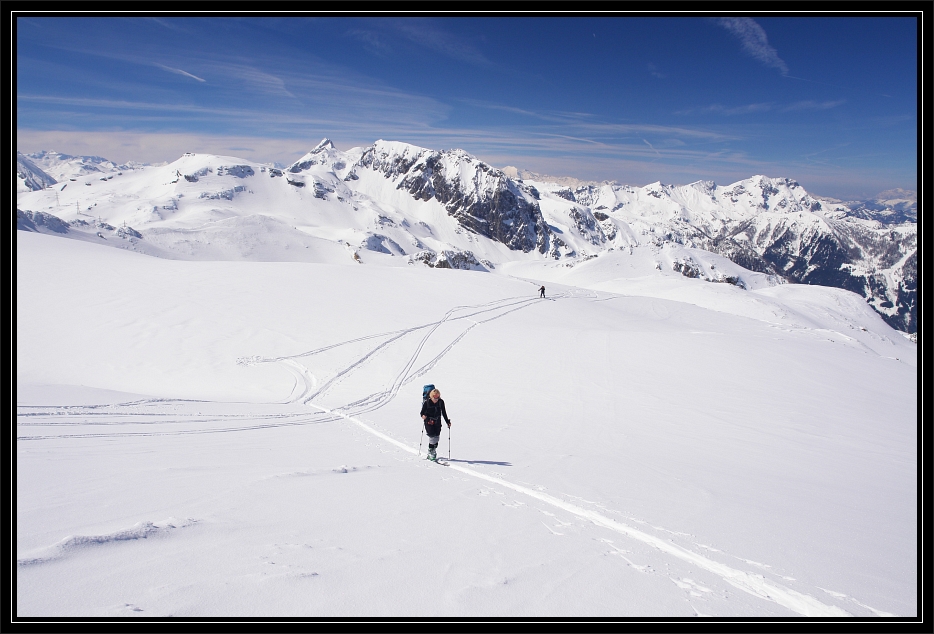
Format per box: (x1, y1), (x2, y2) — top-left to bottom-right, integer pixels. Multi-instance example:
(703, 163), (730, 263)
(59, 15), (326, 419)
(16, 15), (918, 199)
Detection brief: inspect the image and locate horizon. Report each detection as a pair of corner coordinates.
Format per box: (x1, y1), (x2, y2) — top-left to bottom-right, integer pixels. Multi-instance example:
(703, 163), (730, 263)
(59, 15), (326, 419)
(16, 15), (919, 200)
(18, 142), (918, 204)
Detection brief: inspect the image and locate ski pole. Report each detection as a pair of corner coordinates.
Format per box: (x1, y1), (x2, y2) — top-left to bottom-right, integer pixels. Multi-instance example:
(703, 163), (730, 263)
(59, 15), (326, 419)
(448, 424), (451, 461)
(418, 427), (424, 457)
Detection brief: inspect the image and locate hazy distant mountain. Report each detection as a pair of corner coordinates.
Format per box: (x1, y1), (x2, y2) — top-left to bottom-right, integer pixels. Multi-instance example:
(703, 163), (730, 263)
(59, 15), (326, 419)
(500, 165), (617, 189)
(16, 140), (916, 333)
(813, 189), (917, 225)
(23, 150), (151, 183)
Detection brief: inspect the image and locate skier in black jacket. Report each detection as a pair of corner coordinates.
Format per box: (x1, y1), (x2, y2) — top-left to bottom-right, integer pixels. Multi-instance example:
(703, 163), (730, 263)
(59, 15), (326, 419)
(420, 388), (451, 461)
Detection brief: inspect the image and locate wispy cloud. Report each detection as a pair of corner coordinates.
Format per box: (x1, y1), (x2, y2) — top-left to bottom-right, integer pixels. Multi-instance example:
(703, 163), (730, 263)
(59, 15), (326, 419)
(677, 100), (846, 117)
(346, 29), (393, 56)
(716, 18), (789, 75)
(783, 99), (846, 112)
(17, 66), (451, 134)
(155, 63), (206, 83)
(703, 102), (774, 116)
(148, 18), (189, 33)
(457, 99), (603, 125)
(574, 121), (735, 141)
(460, 99), (733, 141)
(16, 129), (324, 166)
(647, 63), (666, 79)
(203, 62), (297, 99)
(390, 20), (490, 66)
(18, 94), (278, 119)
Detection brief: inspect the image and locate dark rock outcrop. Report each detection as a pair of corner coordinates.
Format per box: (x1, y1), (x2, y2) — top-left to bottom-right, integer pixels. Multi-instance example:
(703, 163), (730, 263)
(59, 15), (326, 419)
(17, 209), (69, 233)
(358, 144), (551, 254)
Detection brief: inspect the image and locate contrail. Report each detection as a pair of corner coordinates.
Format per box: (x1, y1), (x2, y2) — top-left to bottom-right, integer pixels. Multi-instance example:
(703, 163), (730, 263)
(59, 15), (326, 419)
(155, 63), (206, 83)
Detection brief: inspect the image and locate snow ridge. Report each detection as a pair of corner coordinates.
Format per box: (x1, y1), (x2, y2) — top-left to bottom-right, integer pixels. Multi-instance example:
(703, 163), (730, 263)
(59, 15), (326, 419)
(17, 518), (198, 566)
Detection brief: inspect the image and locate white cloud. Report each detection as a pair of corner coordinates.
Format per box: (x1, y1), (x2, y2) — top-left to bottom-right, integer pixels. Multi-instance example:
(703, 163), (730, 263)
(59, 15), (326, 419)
(717, 18), (789, 75)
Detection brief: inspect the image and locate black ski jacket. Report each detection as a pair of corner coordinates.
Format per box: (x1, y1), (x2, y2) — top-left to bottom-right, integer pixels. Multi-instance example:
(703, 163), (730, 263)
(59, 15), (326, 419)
(420, 398), (450, 425)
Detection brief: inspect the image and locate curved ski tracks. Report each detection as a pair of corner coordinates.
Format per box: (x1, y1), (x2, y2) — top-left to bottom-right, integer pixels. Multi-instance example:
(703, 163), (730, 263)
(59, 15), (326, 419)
(260, 292), (860, 617)
(15, 291), (885, 616)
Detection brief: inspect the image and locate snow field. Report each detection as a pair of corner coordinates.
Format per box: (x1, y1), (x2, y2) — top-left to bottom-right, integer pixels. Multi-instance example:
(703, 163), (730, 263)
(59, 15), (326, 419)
(16, 231), (916, 617)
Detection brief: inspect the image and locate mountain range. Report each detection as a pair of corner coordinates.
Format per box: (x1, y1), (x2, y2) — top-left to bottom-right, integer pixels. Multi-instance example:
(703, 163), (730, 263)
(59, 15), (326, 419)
(16, 140), (917, 334)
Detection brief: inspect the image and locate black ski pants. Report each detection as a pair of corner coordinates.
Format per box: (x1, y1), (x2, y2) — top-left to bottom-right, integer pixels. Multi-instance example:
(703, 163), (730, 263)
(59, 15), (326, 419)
(424, 419), (442, 443)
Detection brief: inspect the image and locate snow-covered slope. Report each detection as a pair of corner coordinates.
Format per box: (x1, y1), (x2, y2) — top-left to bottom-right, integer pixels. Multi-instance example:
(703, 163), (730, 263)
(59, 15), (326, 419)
(16, 153), (57, 193)
(16, 140), (916, 333)
(825, 188), (918, 225)
(16, 230), (917, 617)
(23, 150), (150, 183)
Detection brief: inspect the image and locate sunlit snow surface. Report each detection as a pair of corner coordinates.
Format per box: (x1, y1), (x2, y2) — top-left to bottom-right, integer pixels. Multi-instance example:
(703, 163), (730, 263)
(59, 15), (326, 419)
(16, 231), (915, 618)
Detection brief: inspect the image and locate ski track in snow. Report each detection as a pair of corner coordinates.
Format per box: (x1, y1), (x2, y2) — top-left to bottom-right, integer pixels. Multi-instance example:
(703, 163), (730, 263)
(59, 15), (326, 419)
(315, 397), (856, 617)
(256, 291), (863, 617)
(16, 291), (888, 617)
(15, 405), (340, 440)
(818, 587), (896, 617)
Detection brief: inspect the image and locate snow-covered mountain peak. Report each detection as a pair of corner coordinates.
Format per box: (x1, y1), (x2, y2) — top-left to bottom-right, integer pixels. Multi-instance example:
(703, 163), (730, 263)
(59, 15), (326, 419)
(165, 153), (260, 178)
(288, 141), (357, 177)
(362, 141), (535, 206)
(708, 174), (829, 217)
(688, 180), (717, 193)
(312, 138), (335, 153)
(371, 139), (431, 155)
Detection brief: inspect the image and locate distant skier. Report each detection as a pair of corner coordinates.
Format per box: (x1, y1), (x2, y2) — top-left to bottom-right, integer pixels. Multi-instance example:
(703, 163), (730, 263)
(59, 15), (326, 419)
(539, 285), (546, 298)
(420, 388), (451, 461)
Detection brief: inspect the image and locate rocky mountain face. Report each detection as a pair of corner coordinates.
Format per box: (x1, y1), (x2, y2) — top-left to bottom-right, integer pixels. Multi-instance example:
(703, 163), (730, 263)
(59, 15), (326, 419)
(351, 141), (550, 254)
(16, 139), (917, 334)
(334, 143), (917, 332)
(728, 212), (915, 332)
(558, 177), (917, 333)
